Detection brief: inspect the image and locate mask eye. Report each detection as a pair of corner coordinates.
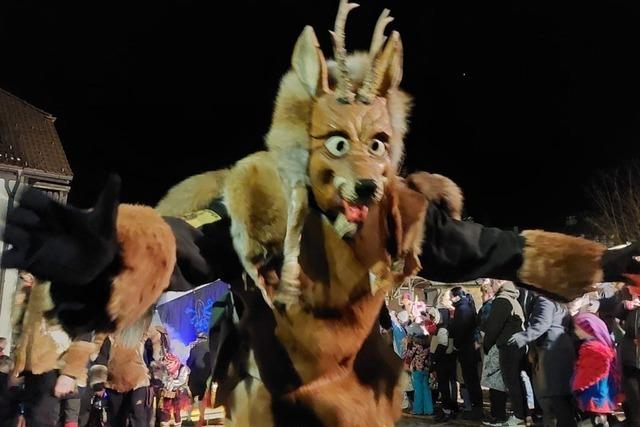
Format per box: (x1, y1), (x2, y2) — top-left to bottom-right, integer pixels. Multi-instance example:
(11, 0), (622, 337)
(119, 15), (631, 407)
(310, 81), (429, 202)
(325, 135), (350, 157)
(369, 139), (387, 156)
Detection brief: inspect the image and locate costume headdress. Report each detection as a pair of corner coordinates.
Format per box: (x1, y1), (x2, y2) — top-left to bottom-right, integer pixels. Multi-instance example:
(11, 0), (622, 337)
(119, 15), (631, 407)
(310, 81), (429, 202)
(266, 0), (412, 305)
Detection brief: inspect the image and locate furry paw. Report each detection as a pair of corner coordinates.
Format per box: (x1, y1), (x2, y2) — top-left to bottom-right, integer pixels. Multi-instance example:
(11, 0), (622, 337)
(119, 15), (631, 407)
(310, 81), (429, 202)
(406, 172), (463, 220)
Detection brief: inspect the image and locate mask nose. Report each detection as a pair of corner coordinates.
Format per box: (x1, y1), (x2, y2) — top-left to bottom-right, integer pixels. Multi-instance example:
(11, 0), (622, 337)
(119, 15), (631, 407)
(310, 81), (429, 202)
(354, 179), (377, 202)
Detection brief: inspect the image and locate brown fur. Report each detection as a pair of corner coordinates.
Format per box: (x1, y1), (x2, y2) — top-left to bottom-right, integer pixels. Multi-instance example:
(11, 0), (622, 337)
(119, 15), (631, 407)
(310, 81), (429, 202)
(406, 172), (464, 220)
(155, 169), (228, 217)
(271, 186), (426, 425)
(299, 371), (399, 427)
(60, 341), (96, 386)
(108, 204), (176, 330)
(106, 340), (151, 392)
(12, 281), (63, 376)
(224, 152), (288, 300)
(519, 230), (606, 300)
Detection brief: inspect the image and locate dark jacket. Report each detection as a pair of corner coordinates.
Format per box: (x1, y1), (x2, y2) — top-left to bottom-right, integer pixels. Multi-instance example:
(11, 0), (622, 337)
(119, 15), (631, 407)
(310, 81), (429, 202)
(450, 296), (478, 350)
(482, 283), (524, 353)
(187, 339), (211, 388)
(600, 287), (640, 368)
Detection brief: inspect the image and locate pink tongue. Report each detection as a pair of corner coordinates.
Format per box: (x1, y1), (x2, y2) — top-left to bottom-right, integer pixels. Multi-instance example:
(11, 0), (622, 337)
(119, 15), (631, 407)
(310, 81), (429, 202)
(342, 200), (369, 223)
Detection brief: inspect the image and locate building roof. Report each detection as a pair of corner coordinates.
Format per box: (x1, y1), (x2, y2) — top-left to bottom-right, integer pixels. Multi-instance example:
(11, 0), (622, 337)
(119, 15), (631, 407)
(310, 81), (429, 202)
(0, 87), (72, 180)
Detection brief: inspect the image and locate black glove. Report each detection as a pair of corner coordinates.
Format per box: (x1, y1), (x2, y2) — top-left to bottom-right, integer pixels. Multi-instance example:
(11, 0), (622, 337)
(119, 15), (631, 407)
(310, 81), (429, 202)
(601, 242), (640, 283)
(1, 174), (121, 285)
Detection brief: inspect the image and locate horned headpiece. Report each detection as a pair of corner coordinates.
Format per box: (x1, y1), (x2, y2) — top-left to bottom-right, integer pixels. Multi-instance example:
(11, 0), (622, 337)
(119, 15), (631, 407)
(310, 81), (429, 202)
(266, 1), (411, 306)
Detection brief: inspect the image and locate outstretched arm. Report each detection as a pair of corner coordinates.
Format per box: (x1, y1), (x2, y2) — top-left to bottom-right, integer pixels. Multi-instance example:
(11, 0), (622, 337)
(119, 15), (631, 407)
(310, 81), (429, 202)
(421, 203), (640, 300)
(0, 175), (242, 337)
(407, 172), (640, 301)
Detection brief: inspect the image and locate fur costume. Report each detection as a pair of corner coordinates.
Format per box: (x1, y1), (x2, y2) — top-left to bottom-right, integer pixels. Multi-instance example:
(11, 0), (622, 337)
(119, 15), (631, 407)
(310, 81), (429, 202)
(89, 313), (156, 393)
(3, 1), (640, 426)
(11, 273), (95, 386)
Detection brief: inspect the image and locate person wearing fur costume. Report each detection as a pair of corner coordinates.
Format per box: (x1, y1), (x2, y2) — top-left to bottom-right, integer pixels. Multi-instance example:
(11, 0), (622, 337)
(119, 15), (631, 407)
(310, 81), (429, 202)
(89, 315), (156, 427)
(4, 271), (96, 427)
(3, 2), (640, 427)
(158, 353), (190, 427)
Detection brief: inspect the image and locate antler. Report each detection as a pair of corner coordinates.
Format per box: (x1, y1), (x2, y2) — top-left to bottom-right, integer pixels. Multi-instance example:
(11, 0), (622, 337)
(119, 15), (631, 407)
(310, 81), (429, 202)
(357, 8), (401, 104)
(369, 8), (394, 57)
(330, 0), (359, 103)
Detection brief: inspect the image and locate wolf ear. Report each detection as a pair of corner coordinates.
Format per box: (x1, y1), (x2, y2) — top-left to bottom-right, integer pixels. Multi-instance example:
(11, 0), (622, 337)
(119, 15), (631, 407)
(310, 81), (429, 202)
(357, 31), (403, 102)
(292, 26), (330, 97)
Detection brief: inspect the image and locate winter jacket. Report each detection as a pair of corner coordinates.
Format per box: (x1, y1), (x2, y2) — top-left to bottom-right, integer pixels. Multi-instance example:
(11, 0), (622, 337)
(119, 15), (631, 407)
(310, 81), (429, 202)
(600, 287), (640, 369)
(482, 283), (524, 353)
(450, 297), (478, 350)
(573, 340), (620, 413)
(510, 293), (574, 396)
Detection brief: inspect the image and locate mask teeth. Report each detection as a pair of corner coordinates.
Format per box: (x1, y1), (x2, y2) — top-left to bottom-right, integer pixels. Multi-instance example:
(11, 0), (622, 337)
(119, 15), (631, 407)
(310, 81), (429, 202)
(333, 175), (347, 191)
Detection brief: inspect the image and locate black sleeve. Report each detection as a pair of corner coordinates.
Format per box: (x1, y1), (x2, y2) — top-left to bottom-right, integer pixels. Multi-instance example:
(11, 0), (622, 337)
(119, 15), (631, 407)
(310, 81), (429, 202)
(93, 336), (111, 367)
(482, 299), (509, 353)
(378, 304), (392, 330)
(143, 338), (154, 368)
(164, 215), (243, 292)
(599, 290), (627, 321)
(420, 204), (525, 283)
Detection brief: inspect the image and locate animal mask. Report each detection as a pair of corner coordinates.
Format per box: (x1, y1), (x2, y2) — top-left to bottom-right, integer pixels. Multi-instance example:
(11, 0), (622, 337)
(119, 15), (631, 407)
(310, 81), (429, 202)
(265, 0), (411, 231)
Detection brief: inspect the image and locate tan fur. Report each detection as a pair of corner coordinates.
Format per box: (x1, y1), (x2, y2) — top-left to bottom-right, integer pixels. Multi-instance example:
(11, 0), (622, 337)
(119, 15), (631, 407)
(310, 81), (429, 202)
(106, 340), (151, 392)
(265, 54), (411, 173)
(60, 341), (96, 386)
(89, 365), (108, 387)
(225, 378), (274, 427)
(224, 152), (288, 298)
(519, 230), (606, 300)
(155, 169), (228, 217)
(108, 204), (176, 330)
(12, 281), (62, 376)
(406, 172), (464, 220)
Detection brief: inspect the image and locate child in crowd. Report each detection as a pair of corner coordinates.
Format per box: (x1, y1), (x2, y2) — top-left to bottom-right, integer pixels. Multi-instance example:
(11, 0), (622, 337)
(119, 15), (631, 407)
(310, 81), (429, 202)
(403, 334), (433, 416)
(572, 313), (623, 427)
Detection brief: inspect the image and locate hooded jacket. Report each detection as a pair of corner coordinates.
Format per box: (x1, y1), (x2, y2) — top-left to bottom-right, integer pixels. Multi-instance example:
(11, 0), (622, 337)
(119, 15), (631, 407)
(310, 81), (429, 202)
(482, 282), (524, 353)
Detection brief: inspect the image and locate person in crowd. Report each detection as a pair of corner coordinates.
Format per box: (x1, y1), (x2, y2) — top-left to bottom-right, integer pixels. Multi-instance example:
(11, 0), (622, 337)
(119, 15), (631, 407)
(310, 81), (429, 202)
(187, 333), (210, 427)
(427, 307), (457, 423)
(572, 313), (623, 427)
(508, 291), (576, 427)
(159, 353), (190, 427)
(436, 289), (458, 409)
(482, 281), (527, 426)
(89, 315), (156, 427)
(477, 280), (508, 426)
(390, 310), (408, 358)
(449, 286), (483, 420)
(0, 339), (7, 358)
(599, 284), (640, 426)
(403, 333), (433, 416)
(0, 355), (17, 425)
(9, 271), (95, 427)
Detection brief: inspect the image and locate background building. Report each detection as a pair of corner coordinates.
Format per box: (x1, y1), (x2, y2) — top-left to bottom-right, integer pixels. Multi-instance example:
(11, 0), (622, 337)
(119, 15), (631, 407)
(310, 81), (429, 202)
(0, 87), (72, 349)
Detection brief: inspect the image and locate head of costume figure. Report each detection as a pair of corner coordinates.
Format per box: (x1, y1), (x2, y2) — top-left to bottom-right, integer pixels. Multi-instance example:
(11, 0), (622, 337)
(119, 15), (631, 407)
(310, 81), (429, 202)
(289, 0), (407, 224)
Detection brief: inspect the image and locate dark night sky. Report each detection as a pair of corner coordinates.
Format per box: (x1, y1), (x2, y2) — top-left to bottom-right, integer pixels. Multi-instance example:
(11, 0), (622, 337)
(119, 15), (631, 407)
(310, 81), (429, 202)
(1, 0), (639, 230)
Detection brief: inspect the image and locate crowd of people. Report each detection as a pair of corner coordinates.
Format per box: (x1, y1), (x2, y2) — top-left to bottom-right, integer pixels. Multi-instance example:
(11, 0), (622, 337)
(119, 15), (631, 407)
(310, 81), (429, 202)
(389, 279), (639, 427)
(0, 272), (216, 427)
